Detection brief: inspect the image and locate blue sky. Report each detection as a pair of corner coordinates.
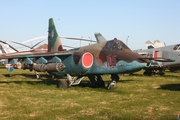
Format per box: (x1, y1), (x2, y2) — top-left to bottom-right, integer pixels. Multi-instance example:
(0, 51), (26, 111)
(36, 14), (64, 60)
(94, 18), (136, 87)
(0, 0), (180, 50)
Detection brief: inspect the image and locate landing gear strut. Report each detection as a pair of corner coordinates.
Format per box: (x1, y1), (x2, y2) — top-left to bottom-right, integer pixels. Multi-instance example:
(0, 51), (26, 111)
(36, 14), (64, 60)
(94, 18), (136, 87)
(35, 71), (40, 79)
(107, 74), (119, 90)
(107, 81), (116, 90)
(143, 69), (165, 76)
(143, 70), (154, 76)
(88, 75), (105, 88)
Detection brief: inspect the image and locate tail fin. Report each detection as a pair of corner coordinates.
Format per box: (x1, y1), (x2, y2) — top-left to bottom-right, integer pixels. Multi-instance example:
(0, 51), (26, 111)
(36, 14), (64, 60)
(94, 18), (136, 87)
(153, 40), (165, 48)
(145, 40), (154, 49)
(48, 18), (63, 52)
(94, 32), (107, 43)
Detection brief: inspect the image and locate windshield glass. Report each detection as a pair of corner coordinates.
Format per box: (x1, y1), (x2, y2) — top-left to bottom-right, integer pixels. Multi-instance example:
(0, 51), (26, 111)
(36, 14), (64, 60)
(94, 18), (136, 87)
(103, 39), (130, 51)
(173, 44), (180, 50)
(112, 41), (122, 50)
(119, 41), (129, 49)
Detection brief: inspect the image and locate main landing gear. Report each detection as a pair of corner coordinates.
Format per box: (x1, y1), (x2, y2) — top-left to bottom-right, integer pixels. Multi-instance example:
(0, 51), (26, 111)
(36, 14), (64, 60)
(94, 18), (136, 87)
(57, 74), (84, 88)
(57, 80), (68, 88)
(88, 75), (105, 88)
(107, 74), (120, 90)
(143, 69), (165, 76)
(88, 74), (120, 90)
(56, 74), (120, 90)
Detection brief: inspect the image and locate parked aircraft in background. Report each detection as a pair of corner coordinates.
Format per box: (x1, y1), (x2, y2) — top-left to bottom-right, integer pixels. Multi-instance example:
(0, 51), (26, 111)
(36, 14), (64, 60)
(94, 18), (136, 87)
(145, 40), (166, 49)
(0, 18), (173, 89)
(0, 42), (18, 54)
(0, 42), (18, 65)
(133, 40), (180, 75)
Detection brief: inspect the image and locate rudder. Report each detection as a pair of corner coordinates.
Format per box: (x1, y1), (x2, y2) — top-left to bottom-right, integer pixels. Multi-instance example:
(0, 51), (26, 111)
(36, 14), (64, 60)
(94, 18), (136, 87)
(48, 18), (63, 52)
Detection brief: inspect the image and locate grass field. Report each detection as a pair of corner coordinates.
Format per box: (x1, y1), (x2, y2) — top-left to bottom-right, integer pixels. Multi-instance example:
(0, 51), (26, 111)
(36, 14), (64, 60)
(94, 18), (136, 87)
(0, 67), (180, 120)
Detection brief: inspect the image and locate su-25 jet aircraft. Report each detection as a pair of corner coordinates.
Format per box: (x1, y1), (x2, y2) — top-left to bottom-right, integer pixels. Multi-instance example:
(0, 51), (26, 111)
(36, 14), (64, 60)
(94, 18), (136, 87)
(133, 41), (180, 76)
(0, 18), (171, 89)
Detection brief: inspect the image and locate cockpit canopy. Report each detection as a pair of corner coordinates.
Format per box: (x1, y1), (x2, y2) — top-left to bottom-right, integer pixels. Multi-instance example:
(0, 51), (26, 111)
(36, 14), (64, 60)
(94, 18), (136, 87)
(173, 44), (180, 51)
(103, 38), (130, 51)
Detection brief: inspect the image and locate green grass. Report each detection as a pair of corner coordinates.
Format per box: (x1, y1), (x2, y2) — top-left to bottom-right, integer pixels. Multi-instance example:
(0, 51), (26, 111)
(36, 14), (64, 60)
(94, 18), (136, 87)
(0, 67), (180, 120)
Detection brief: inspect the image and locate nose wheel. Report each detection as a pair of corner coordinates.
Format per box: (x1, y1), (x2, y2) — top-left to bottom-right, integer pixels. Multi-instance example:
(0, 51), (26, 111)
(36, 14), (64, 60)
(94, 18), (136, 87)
(57, 80), (68, 88)
(107, 74), (119, 90)
(107, 81), (116, 90)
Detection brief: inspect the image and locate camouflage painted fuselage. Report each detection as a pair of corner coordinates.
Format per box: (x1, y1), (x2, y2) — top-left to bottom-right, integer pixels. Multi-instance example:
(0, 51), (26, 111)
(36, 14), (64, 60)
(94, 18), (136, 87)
(58, 39), (148, 76)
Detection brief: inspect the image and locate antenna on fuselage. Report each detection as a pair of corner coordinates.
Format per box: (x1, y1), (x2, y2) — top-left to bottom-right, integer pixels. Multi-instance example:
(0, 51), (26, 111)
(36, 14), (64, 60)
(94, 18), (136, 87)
(126, 36), (129, 46)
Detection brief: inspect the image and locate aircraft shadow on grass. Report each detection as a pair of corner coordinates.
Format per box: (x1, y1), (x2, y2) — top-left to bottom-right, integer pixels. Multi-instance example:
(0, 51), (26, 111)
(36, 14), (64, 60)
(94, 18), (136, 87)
(158, 83), (180, 91)
(2, 73), (180, 90)
(163, 75), (180, 79)
(3, 73), (40, 78)
(77, 79), (137, 88)
(0, 77), (59, 86)
(1, 73), (136, 88)
(156, 74), (180, 91)
(1, 73), (58, 85)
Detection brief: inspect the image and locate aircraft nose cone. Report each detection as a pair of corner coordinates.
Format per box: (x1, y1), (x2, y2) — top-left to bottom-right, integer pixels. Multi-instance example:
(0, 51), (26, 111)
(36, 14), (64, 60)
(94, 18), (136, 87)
(134, 52), (150, 64)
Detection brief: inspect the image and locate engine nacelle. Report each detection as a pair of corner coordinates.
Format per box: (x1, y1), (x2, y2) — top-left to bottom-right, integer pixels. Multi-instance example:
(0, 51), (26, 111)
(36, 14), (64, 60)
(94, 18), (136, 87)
(46, 63), (66, 72)
(63, 52), (94, 75)
(33, 64), (47, 72)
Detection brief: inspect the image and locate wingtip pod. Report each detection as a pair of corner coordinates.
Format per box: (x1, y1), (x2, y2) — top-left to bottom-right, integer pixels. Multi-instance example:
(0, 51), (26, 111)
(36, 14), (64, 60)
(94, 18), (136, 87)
(48, 18), (63, 52)
(5, 64), (14, 72)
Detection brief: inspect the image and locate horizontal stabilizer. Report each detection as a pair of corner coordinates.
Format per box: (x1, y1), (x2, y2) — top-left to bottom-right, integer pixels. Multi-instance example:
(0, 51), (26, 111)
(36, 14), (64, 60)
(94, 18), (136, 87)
(94, 32), (107, 43)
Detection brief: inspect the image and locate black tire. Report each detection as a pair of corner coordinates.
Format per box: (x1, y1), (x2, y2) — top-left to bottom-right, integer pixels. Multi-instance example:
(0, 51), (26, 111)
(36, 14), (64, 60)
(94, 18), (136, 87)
(57, 80), (68, 88)
(107, 83), (114, 90)
(143, 71), (148, 76)
(159, 72), (165, 76)
(97, 80), (105, 88)
(109, 85), (114, 90)
(107, 83), (115, 90)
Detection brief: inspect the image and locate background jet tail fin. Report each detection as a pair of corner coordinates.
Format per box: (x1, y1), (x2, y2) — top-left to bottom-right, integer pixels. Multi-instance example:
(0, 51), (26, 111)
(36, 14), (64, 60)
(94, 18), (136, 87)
(48, 18), (63, 52)
(145, 40), (154, 49)
(94, 32), (107, 43)
(153, 40), (165, 48)
(145, 40), (166, 49)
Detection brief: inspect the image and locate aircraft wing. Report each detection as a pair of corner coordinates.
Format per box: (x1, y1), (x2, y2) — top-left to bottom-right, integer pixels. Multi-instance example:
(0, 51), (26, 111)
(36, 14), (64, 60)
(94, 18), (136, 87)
(60, 36), (96, 42)
(1, 50), (95, 77)
(0, 52), (72, 59)
(0, 51), (73, 65)
(151, 57), (175, 62)
(138, 57), (175, 62)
